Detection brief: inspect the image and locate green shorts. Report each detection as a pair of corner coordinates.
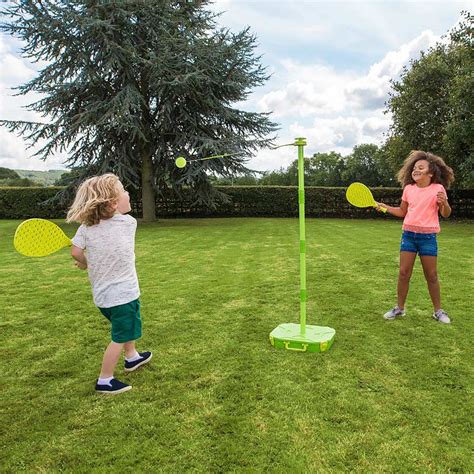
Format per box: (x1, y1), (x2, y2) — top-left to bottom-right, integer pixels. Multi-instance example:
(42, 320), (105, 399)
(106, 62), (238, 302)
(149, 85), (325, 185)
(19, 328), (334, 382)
(98, 299), (142, 343)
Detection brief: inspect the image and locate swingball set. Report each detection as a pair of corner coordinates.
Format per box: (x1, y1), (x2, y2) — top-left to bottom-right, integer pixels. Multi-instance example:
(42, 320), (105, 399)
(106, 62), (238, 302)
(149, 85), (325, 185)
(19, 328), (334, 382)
(17, 137), (407, 354)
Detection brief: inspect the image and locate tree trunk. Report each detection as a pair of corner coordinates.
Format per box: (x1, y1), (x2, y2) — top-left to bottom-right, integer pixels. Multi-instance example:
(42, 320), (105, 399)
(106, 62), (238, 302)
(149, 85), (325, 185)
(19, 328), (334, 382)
(141, 148), (156, 222)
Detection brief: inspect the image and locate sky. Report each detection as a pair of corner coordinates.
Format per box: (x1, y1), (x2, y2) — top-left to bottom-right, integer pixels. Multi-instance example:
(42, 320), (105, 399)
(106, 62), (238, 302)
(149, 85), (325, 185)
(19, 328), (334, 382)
(0, 0), (471, 172)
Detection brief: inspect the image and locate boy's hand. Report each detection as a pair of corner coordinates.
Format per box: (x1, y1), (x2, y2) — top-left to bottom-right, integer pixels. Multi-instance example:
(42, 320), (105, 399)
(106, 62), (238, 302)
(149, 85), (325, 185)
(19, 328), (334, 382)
(75, 261), (87, 270)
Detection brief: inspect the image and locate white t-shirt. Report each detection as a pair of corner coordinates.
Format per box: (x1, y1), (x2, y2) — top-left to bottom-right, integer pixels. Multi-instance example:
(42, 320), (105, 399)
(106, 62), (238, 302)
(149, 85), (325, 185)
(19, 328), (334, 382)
(72, 214), (140, 308)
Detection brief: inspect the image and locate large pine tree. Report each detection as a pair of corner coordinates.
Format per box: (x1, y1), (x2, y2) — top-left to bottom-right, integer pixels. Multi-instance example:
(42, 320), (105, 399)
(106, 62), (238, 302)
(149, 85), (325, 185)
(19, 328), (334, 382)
(1, 0), (277, 220)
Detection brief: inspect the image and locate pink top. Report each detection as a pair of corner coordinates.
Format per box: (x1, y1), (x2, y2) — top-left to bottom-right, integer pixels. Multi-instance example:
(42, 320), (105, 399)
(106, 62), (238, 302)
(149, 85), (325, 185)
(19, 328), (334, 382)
(401, 183), (446, 234)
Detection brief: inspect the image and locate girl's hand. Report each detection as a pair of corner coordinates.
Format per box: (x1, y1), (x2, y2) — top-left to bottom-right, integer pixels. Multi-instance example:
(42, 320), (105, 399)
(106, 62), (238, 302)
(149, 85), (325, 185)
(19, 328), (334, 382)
(437, 192), (448, 208)
(75, 261), (87, 270)
(375, 202), (386, 212)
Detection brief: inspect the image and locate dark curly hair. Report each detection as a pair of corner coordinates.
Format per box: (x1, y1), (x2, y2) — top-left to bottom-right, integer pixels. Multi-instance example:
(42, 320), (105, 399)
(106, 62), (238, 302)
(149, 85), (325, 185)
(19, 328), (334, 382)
(397, 150), (455, 188)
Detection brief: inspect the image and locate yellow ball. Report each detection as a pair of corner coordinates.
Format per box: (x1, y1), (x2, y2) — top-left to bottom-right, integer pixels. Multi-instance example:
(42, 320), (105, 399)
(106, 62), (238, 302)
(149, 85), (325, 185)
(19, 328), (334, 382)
(175, 157), (187, 168)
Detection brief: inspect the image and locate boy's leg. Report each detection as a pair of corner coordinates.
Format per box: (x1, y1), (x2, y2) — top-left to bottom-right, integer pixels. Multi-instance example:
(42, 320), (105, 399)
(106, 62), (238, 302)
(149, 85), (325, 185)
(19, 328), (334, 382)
(419, 255), (441, 311)
(124, 340), (137, 359)
(100, 341), (124, 378)
(397, 251), (417, 309)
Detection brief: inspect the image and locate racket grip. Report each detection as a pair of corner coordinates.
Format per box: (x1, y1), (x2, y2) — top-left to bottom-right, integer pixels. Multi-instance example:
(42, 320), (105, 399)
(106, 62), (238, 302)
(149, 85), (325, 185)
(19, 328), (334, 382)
(374, 204), (388, 213)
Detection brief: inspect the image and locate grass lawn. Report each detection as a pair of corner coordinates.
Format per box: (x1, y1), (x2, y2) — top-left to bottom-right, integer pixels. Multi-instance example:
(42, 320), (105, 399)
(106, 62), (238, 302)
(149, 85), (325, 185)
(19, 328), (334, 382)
(1, 217), (473, 472)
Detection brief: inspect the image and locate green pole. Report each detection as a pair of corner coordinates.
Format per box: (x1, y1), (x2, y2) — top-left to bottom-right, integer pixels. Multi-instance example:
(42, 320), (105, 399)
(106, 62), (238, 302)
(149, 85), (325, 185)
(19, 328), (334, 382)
(268, 137), (335, 353)
(295, 137), (307, 336)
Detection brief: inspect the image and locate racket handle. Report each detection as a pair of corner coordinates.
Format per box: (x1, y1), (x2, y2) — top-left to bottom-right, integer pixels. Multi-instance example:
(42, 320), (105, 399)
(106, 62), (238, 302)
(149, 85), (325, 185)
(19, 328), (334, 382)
(374, 204), (388, 213)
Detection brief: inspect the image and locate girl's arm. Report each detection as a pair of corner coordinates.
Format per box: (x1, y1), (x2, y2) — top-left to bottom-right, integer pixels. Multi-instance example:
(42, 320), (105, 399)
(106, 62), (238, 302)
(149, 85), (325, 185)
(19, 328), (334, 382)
(437, 192), (452, 218)
(71, 245), (87, 269)
(376, 200), (408, 218)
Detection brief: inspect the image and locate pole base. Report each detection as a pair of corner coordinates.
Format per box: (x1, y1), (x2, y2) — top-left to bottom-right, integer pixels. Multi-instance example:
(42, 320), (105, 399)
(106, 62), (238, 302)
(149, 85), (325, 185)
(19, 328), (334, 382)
(270, 323), (335, 353)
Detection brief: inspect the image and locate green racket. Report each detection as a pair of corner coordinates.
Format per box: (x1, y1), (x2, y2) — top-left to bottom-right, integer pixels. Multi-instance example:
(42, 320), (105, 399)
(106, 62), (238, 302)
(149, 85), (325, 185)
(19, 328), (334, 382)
(14, 219), (72, 257)
(346, 182), (387, 213)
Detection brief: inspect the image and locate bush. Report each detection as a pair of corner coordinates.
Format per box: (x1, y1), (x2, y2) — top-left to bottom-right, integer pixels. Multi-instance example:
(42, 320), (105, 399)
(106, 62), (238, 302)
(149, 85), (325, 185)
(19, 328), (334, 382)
(2, 186), (472, 220)
(133, 186), (474, 219)
(0, 187), (69, 219)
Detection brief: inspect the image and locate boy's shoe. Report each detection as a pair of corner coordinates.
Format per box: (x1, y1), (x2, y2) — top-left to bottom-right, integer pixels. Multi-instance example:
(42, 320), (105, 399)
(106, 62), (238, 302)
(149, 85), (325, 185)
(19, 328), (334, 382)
(124, 351), (153, 373)
(383, 306), (406, 320)
(95, 378), (132, 395)
(433, 309), (451, 324)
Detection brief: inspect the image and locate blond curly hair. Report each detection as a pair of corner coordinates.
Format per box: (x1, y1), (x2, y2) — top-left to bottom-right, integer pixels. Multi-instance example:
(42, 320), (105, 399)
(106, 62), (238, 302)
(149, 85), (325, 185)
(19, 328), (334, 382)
(397, 150), (455, 188)
(66, 174), (122, 226)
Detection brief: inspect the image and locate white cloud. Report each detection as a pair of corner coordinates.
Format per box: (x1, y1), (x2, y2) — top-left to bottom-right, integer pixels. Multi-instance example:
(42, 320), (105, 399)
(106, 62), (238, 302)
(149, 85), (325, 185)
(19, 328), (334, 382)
(0, 34), (66, 170)
(210, 1), (331, 44)
(0, 128), (67, 170)
(258, 28), (441, 122)
(345, 30), (440, 110)
(248, 144), (296, 172)
(362, 115), (392, 138)
(289, 117), (362, 155)
(245, 27), (446, 170)
(258, 60), (356, 117)
(0, 35), (40, 120)
(1, 2), (468, 172)
(0, 54), (35, 88)
(246, 112), (392, 170)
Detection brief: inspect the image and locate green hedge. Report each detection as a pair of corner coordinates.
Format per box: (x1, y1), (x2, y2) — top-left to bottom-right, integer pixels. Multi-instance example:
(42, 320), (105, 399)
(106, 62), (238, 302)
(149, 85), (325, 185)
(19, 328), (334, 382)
(1, 186), (473, 219)
(0, 187), (69, 219)
(149, 187), (474, 219)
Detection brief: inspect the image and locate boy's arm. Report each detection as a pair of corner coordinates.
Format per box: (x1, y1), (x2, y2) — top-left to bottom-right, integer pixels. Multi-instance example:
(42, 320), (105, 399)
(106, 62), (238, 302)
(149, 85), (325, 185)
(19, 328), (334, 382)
(71, 245), (87, 269)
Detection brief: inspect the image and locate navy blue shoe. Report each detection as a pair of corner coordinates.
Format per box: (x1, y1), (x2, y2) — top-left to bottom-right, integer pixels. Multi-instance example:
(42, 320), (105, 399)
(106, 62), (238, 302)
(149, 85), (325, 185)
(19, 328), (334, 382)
(95, 378), (132, 395)
(124, 351), (153, 372)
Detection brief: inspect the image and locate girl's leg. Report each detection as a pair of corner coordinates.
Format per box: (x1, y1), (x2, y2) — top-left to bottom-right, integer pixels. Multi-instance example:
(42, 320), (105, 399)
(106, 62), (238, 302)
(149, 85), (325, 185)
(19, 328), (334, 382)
(419, 255), (441, 311)
(123, 340), (137, 359)
(397, 251), (417, 309)
(100, 341), (124, 378)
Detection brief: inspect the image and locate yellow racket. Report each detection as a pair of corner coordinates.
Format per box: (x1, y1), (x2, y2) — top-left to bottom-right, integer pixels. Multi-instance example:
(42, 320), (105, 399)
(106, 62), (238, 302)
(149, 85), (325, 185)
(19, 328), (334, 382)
(14, 219), (72, 257)
(346, 182), (387, 213)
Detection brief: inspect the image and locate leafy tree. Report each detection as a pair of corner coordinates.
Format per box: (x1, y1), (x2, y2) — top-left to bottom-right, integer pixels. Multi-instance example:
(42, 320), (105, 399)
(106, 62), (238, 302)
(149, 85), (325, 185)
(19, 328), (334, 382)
(54, 167), (86, 186)
(209, 172), (259, 186)
(387, 11), (473, 187)
(307, 152), (345, 186)
(0, 167), (20, 180)
(0, 168), (37, 186)
(277, 146), (396, 188)
(258, 168), (293, 186)
(443, 12), (474, 187)
(0, 177), (38, 187)
(379, 135), (412, 182)
(1, 1), (277, 220)
(372, 146), (399, 187)
(341, 144), (382, 187)
(284, 159), (304, 186)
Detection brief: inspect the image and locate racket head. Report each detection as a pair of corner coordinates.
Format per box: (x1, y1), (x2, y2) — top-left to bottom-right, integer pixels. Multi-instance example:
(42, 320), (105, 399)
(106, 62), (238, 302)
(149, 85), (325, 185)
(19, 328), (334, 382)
(14, 219), (72, 257)
(346, 182), (377, 208)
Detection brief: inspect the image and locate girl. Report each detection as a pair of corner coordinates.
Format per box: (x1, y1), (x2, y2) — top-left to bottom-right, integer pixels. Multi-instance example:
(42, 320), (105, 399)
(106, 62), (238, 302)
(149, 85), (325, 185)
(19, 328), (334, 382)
(67, 174), (152, 394)
(377, 151), (454, 324)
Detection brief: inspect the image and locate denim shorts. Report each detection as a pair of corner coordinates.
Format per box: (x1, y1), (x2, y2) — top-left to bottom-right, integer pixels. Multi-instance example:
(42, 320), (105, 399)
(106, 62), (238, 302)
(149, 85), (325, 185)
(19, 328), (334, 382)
(400, 231), (438, 257)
